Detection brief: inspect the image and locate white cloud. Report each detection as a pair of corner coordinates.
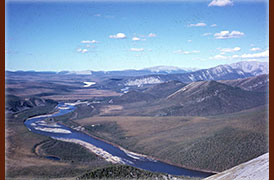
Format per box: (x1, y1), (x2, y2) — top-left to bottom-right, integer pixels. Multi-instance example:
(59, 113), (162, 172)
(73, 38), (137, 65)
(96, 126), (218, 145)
(130, 48), (144, 52)
(220, 47), (241, 53)
(173, 50), (183, 54)
(188, 22), (207, 27)
(81, 40), (92, 44)
(209, 49), (269, 61)
(148, 33), (157, 37)
(232, 55), (240, 59)
(210, 54), (228, 60)
(77, 48), (89, 53)
(208, 0), (233, 7)
(132, 37), (141, 41)
(250, 47), (261, 51)
(109, 33), (127, 39)
(210, 49), (268, 61)
(203, 32), (212, 36)
(188, 40), (192, 42)
(231, 50), (268, 60)
(241, 50), (269, 59)
(81, 40), (98, 44)
(211, 24), (217, 27)
(173, 50), (199, 54)
(214, 30), (244, 39)
(82, 49), (89, 53)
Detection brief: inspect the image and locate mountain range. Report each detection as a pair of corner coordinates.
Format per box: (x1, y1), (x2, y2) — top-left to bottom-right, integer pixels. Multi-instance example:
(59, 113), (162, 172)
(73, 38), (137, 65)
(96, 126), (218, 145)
(61, 61), (268, 79)
(89, 61), (267, 94)
(124, 61), (268, 87)
(57, 66), (197, 76)
(159, 80), (266, 116)
(5, 61), (269, 117)
(111, 74), (268, 116)
(7, 61), (268, 79)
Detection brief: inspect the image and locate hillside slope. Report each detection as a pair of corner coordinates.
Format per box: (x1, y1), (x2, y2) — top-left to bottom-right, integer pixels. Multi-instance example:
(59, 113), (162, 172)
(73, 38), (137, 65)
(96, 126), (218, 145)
(204, 153), (269, 180)
(124, 61), (268, 85)
(5, 95), (57, 113)
(219, 74), (269, 92)
(154, 81), (266, 116)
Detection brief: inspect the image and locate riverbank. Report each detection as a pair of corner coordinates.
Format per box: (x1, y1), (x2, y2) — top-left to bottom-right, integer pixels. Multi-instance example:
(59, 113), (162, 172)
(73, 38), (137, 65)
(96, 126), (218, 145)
(52, 137), (127, 164)
(80, 126), (218, 175)
(24, 103), (214, 178)
(73, 107), (268, 173)
(62, 118), (218, 175)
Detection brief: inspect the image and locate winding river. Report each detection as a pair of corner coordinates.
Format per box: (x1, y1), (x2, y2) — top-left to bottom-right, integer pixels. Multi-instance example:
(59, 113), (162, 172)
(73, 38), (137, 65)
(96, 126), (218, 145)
(24, 103), (214, 178)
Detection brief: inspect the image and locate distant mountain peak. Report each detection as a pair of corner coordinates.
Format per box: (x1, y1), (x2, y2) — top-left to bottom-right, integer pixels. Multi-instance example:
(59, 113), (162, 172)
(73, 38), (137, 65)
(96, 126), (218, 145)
(143, 65), (199, 73)
(229, 61), (268, 75)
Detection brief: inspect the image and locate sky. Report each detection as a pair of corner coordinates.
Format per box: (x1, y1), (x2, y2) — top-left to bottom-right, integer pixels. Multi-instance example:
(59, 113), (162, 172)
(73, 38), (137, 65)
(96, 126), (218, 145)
(5, 0), (269, 71)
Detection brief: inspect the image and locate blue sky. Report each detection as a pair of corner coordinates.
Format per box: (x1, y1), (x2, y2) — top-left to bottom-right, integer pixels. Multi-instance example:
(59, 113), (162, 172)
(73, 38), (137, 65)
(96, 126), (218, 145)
(5, 0), (269, 71)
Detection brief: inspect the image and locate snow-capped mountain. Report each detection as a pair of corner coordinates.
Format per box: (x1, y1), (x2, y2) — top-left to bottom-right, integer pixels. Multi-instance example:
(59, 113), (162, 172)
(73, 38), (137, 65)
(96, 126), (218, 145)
(125, 77), (163, 87)
(229, 61), (268, 75)
(8, 61), (268, 86)
(125, 61), (269, 84)
(57, 66), (198, 76)
(143, 66), (198, 73)
(61, 70), (93, 75)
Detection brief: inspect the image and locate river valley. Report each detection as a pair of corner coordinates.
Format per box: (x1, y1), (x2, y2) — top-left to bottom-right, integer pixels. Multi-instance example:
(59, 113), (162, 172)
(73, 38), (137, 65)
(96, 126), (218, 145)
(24, 103), (214, 178)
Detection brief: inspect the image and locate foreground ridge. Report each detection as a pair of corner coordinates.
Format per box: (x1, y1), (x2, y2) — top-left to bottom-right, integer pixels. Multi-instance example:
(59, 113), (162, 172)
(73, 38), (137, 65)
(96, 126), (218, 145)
(204, 153), (269, 180)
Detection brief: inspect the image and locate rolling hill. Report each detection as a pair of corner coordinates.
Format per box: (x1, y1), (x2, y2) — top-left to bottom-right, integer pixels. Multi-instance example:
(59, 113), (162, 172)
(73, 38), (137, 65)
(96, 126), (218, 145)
(219, 74), (269, 92)
(111, 78), (267, 117)
(5, 95), (57, 113)
(158, 80), (266, 116)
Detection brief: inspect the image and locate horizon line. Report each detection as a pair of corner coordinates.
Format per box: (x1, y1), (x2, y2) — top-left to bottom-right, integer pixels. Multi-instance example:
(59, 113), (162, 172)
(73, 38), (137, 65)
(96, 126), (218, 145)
(5, 60), (268, 73)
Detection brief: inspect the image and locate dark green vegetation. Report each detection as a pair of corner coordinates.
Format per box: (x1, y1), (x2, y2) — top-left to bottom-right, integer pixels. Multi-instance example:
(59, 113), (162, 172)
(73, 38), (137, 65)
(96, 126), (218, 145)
(178, 127), (267, 171)
(77, 105), (268, 172)
(77, 165), (166, 179)
(77, 165), (198, 180)
(37, 140), (99, 163)
(84, 121), (138, 150)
